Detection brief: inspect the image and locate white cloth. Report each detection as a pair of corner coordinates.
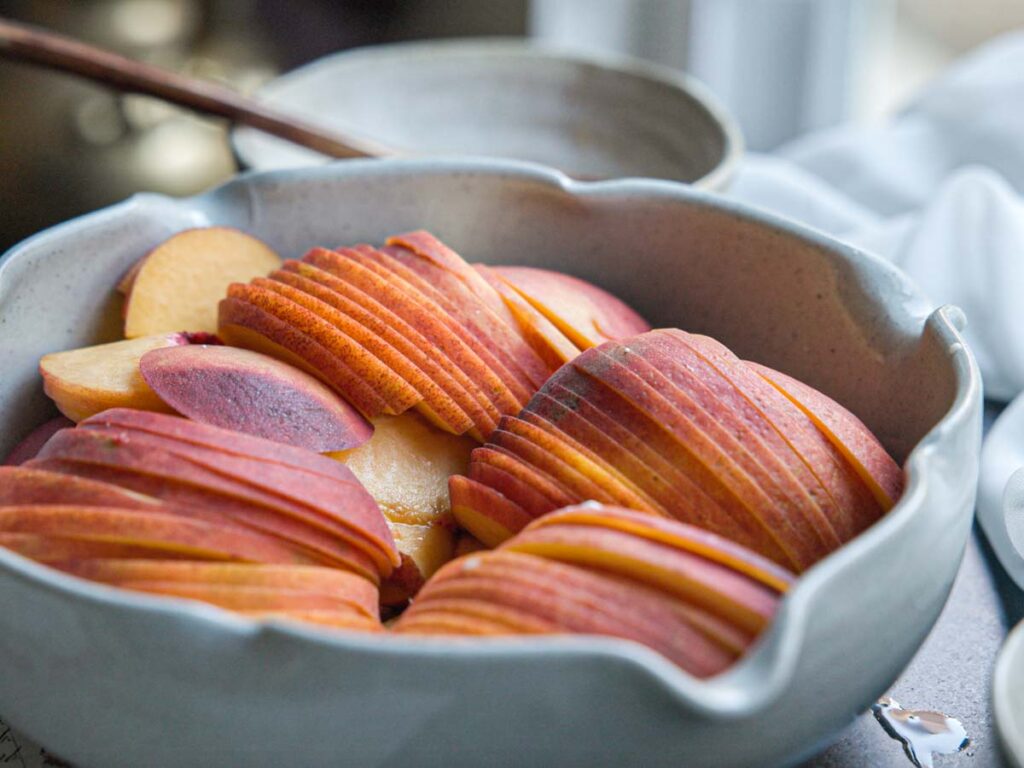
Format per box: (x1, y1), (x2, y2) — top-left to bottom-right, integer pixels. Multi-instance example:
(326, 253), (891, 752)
(722, 31), (1024, 588)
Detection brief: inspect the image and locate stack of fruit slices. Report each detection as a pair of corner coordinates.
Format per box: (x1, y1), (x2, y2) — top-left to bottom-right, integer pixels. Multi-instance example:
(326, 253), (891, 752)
(450, 328), (903, 573)
(219, 231), (650, 439)
(0, 410), (396, 630)
(396, 504), (793, 678)
(4, 224), (907, 678)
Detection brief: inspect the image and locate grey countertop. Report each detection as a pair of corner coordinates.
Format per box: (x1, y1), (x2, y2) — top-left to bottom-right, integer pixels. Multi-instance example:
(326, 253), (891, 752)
(804, 528), (1021, 768)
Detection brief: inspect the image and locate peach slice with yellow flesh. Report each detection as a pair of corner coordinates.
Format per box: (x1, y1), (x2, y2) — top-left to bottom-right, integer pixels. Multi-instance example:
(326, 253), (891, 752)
(35, 429), (395, 579)
(527, 505), (795, 593)
(488, 425), (620, 507)
(0, 466), (162, 509)
(622, 333), (869, 542)
(3, 417), (75, 465)
(329, 412), (473, 597)
(382, 236), (552, 391)
(250, 275), (460, 430)
(397, 595), (558, 634)
(82, 408), (359, 485)
(552, 364), (798, 567)
(0, 505), (315, 564)
(468, 460), (560, 518)
(0, 532), (225, 563)
(306, 248), (524, 417)
(470, 446), (579, 511)
(523, 390), (681, 515)
(592, 344), (845, 550)
(504, 523), (780, 635)
(448, 475), (533, 547)
(401, 551), (739, 676)
(39, 332), (208, 422)
(123, 227), (281, 338)
(453, 533), (487, 557)
(474, 263), (580, 368)
(226, 283), (415, 417)
(268, 268), (481, 437)
(72, 422), (393, 550)
(140, 344), (373, 452)
(748, 361), (904, 510)
(359, 245), (537, 405)
(51, 560), (380, 619)
(670, 331), (885, 533)
(510, 411), (663, 513)
(571, 351), (832, 570)
(280, 261), (499, 436)
(491, 265), (650, 348)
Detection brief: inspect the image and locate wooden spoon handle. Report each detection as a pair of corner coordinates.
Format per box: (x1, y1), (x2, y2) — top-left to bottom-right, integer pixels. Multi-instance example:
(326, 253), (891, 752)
(0, 16), (391, 159)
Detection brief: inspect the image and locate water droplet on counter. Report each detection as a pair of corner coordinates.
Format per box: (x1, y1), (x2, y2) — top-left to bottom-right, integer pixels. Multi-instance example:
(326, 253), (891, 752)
(871, 696), (969, 768)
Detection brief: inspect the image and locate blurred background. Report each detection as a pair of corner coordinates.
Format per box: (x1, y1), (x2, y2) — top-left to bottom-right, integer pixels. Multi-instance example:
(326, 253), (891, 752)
(1, 0), (1022, 253)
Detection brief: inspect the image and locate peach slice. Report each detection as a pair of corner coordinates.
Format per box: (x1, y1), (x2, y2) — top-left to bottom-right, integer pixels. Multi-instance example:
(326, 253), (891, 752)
(35, 427), (396, 579)
(50, 560), (380, 620)
(3, 417), (74, 465)
(448, 475), (533, 547)
(570, 351), (830, 570)
(0, 504), (316, 564)
(267, 268), (479, 437)
(357, 245), (537, 406)
(491, 265), (650, 348)
(82, 408), (359, 485)
(539, 373), (790, 564)
(123, 227), (281, 338)
(589, 345), (844, 554)
(0, 532), (225, 563)
(474, 264), (580, 369)
(226, 283), (416, 417)
(468, 460), (560, 518)
(280, 261), (499, 437)
(748, 361), (904, 510)
(139, 344), (373, 452)
(39, 332), (208, 422)
(669, 331), (886, 533)
(382, 236), (552, 391)
(504, 523), (780, 635)
(329, 412), (474, 598)
(305, 248), (524, 417)
(0, 466), (161, 509)
(526, 505), (795, 593)
(399, 551), (740, 676)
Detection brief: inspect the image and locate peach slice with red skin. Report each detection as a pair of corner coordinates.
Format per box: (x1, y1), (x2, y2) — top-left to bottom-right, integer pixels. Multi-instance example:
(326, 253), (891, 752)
(747, 361), (904, 510)
(491, 265), (650, 348)
(3, 417), (74, 465)
(123, 227), (281, 338)
(382, 236), (552, 390)
(448, 475), (533, 548)
(0, 505), (316, 564)
(140, 344), (373, 452)
(474, 263), (580, 368)
(0, 466), (162, 509)
(34, 428), (395, 579)
(249, 276), (468, 433)
(504, 522), (780, 635)
(669, 331), (886, 533)
(0, 532), (236, 563)
(267, 267), (482, 437)
(226, 283), (416, 417)
(81, 409), (358, 485)
(279, 261), (499, 436)
(306, 247), (525, 417)
(590, 344), (845, 551)
(51, 560), (379, 618)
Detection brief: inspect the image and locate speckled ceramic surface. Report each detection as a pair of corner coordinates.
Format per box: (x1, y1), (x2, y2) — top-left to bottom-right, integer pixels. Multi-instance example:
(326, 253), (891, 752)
(231, 40), (741, 189)
(0, 159), (980, 768)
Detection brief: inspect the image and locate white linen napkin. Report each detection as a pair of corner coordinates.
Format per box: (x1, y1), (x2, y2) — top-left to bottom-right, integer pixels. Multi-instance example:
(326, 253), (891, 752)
(723, 30), (1024, 588)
